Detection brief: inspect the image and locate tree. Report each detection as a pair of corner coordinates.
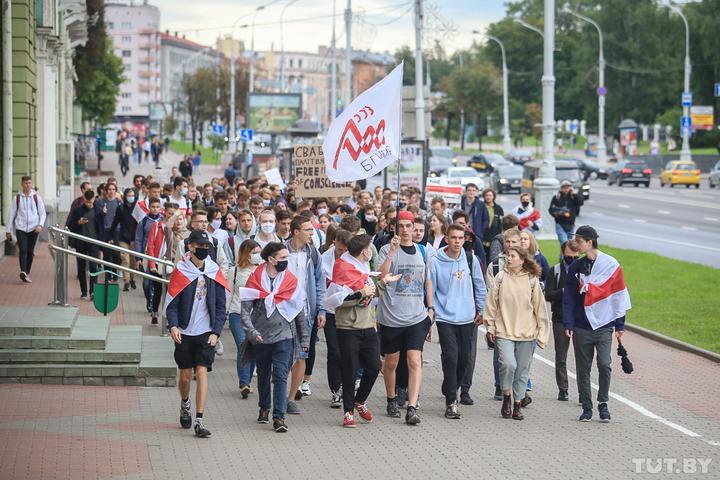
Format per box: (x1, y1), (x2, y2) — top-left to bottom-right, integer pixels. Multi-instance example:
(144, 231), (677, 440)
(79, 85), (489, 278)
(218, 63), (250, 131)
(164, 115), (177, 136)
(181, 67), (218, 150)
(73, 0), (124, 125)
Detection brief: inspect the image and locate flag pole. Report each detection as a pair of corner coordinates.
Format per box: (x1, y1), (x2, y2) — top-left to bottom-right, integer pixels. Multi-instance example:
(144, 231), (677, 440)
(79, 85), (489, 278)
(395, 61), (404, 228)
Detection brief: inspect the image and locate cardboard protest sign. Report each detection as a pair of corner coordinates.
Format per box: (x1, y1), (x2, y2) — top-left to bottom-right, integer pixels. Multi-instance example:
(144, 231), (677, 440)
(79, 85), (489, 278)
(424, 177), (463, 205)
(294, 145), (353, 198)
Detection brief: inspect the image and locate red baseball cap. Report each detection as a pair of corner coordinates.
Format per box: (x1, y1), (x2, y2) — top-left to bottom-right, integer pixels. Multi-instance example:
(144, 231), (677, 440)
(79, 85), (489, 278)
(397, 210), (415, 223)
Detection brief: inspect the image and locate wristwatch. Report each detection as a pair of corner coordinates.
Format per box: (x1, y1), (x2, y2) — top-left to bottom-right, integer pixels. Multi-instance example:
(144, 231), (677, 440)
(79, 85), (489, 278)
(427, 306), (435, 312)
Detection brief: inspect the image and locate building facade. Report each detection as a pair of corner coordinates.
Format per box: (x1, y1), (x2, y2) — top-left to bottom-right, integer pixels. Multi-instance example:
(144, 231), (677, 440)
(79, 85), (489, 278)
(105, 0), (160, 122)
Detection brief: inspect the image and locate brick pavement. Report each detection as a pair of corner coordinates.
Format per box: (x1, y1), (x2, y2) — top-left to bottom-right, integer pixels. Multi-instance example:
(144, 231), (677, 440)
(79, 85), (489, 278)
(1, 156), (719, 478)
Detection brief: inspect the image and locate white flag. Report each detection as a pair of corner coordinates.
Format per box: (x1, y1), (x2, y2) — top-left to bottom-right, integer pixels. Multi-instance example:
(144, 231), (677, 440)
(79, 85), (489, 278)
(323, 62), (403, 183)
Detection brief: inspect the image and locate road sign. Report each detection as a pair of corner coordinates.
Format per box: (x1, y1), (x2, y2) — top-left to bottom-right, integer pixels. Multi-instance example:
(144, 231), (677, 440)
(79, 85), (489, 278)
(680, 116), (692, 128)
(715, 83), (720, 97)
(681, 92), (693, 107)
(240, 128), (254, 142)
(596, 86), (607, 96)
(690, 106), (714, 131)
(211, 124), (225, 136)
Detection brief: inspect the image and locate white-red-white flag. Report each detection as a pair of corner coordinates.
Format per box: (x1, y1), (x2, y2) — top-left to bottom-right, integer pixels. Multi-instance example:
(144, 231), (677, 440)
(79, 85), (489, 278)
(579, 251), (632, 330)
(323, 63), (403, 183)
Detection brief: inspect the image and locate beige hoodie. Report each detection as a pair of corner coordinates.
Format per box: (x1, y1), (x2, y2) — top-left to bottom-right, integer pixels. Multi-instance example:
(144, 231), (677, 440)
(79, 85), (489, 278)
(483, 268), (549, 348)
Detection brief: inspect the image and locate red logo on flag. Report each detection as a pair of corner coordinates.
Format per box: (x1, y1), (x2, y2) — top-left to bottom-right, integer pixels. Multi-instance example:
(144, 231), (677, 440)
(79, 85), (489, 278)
(332, 105), (386, 169)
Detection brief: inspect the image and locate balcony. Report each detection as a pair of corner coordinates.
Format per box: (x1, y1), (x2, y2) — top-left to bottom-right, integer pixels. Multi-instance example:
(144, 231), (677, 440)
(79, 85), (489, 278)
(139, 56), (156, 64)
(139, 84), (154, 93)
(140, 43), (159, 50)
(138, 70), (154, 79)
(139, 28), (156, 35)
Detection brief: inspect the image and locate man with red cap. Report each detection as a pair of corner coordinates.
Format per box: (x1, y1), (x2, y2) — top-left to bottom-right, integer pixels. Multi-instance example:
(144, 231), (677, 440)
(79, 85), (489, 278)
(377, 210), (434, 426)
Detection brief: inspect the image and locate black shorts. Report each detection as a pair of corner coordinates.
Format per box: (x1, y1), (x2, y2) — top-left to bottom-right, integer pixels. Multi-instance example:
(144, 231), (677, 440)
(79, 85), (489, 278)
(378, 317), (431, 355)
(174, 332), (215, 372)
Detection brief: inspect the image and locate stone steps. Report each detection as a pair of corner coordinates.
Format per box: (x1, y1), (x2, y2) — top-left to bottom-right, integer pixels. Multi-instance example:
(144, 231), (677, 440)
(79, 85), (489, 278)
(0, 307), (176, 387)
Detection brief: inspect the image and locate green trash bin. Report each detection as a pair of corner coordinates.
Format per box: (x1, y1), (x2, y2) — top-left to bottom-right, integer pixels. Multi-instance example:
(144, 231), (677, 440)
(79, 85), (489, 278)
(90, 270), (120, 315)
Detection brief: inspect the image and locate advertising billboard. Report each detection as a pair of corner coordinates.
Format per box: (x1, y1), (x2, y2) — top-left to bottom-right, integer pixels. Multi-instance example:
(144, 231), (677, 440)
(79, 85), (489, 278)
(247, 93), (302, 133)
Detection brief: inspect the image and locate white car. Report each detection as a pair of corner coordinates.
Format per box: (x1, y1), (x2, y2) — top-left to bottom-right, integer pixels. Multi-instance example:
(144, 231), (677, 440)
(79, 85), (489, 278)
(446, 167), (485, 189)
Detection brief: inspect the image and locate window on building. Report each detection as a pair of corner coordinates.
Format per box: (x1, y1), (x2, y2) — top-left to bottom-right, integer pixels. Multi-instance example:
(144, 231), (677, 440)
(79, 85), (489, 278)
(121, 92), (132, 99)
(121, 22), (132, 29)
(289, 58), (293, 68)
(124, 64), (131, 72)
(122, 50), (131, 58)
(122, 36), (131, 43)
(122, 106), (132, 113)
(298, 59), (302, 69)
(107, 22), (115, 29)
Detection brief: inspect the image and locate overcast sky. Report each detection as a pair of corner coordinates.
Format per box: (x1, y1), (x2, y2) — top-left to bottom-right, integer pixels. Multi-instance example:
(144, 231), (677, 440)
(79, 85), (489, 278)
(151, 0), (507, 54)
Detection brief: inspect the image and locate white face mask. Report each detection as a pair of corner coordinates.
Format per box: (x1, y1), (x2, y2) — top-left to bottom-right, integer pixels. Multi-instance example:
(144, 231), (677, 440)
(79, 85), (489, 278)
(250, 252), (263, 265)
(209, 219), (221, 230)
(263, 199), (271, 207)
(365, 214), (377, 222)
(261, 222), (275, 234)
(317, 207), (328, 215)
(180, 187), (188, 196)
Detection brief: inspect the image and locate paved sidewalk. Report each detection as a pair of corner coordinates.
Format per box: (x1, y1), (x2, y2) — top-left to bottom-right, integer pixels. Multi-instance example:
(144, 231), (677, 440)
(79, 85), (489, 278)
(1, 156), (719, 478)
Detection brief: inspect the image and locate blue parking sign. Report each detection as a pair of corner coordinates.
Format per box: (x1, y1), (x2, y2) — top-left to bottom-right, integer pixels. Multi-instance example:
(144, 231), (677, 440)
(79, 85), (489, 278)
(240, 129), (254, 142)
(680, 116), (692, 128)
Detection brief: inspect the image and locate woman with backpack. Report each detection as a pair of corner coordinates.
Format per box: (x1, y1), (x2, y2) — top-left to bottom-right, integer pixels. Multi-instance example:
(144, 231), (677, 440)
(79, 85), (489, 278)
(483, 246), (548, 420)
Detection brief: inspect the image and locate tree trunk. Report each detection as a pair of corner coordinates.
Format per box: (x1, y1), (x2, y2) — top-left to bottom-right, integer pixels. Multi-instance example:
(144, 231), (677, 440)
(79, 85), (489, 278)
(460, 109), (466, 152)
(477, 114), (483, 151)
(445, 112), (453, 146)
(191, 117), (197, 150)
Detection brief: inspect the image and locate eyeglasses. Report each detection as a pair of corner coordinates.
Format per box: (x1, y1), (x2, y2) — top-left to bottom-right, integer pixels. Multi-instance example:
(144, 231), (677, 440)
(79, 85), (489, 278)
(193, 220), (209, 224)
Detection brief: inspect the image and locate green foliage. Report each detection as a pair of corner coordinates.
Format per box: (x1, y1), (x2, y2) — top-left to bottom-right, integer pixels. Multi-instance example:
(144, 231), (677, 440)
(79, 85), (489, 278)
(164, 115), (178, 136)
(73, 0), (124, 125)
(180, 67), (218, 150)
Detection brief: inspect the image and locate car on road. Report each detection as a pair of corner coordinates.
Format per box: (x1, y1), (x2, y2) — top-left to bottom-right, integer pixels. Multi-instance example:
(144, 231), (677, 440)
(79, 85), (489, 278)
(660, 160), (701, 188)
(429, 146), (458, 176)
(564, 158), (608, 180)
(467, 152), (510, 173)
(446, 167), (485, 189)
(506, 148), (534, 165)
(490, 164), (523, 193)
(710, 160), (720, 188)
(522, 160), (590, 200)
(607, 160), (652, 187)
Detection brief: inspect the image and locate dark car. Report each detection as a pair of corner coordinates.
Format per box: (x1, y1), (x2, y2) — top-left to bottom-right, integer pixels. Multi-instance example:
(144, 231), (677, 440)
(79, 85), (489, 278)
(564, 158), (608, 180)
(607, 160), (652, 187)
(522, 160), (590, 200)
(491, 164), (523, 193)
(429, 146), (457, 176)
(467, 152), (510, 174)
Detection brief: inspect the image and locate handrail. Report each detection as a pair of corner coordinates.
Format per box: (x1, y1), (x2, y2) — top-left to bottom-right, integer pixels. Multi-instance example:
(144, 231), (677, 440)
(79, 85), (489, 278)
(49, 245), (170, 284)
(49, 226), (174, 267)
(48, 224), (172, 336)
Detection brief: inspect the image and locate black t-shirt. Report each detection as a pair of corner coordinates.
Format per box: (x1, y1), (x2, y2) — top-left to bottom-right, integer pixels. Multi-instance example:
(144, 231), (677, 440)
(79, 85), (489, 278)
(400, 244), (417, 255)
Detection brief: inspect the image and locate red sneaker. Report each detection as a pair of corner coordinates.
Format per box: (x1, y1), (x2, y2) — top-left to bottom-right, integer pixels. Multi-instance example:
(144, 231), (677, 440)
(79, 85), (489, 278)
(354, 402), (373, 422)
(343, 412), (356, 428)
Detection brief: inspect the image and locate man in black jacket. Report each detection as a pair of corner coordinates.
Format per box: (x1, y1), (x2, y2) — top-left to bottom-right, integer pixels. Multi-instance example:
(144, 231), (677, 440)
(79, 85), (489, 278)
(549, 181), (584, 244)
(166, 230), (228, 438)
(110, 188), (138, 291)
(544, 240), (579, 401)
(67, 190), (102, 299)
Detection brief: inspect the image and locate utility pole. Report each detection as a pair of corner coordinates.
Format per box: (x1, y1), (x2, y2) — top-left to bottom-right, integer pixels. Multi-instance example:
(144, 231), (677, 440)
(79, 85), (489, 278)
(414, 0), (425, 140)
(331, 0), (337, 120)
(532, 0), (559, 239)
(486, 34), (511, 153)
(344, 0), (352, 106)
(459, 53), (465, 151)
(666, 2), (692, 161)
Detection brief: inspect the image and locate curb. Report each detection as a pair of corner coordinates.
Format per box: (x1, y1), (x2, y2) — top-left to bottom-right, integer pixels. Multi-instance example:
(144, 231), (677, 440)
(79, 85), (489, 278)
(625, 323), (720, 364)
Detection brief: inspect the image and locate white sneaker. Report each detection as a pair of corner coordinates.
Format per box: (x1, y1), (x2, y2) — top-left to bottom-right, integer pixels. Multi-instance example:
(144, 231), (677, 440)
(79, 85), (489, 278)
(301, 380), (312, 396)
(215, 338), (224, 356)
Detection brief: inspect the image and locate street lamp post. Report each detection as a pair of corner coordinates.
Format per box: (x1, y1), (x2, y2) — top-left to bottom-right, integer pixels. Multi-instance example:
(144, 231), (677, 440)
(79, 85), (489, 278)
(531, 0), (559, 239)
(344, 0), (352, 106)
(486, 34), (511, 153)
(228, 22), (250, 153)
(566, 8), (607, 164)
(414, 0), (425, 141)
(666, 2), (692, 161)
(249, 6), (265, 94)
(280, 0), (300, 93)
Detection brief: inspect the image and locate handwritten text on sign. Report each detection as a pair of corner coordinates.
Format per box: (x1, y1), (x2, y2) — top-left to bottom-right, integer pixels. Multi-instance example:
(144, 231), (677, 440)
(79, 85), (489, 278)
(294, 145), (353, 198)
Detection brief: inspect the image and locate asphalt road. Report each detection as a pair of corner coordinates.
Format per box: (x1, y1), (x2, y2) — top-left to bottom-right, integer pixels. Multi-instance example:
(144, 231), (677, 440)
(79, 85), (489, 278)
(495, 178), (720, 268)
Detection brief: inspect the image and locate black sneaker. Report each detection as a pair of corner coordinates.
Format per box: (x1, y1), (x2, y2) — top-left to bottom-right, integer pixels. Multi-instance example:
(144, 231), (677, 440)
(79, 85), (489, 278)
(179, 400), (192, 429)
(294, 389), (303, 401)
(146, 300), (153, 313)
(493, 385), (503, 401)
(273, 418), (288, 433)
(151, 315), (158, 325)
(558, 389), (569, 401)
(386, 398), (401, 418)
(459, 392), (474, 405)
(396, 387), (408, 408)
(130, 279), (137, 290)
(194, 422), (211, 437)
(123, 284), (130, 292)
(578, 408), (593, 422)
(598, 403), (611, 423)
(520, 394), (532, 408)
(257, 408), (270, 424)
(405, 405), (421, 425)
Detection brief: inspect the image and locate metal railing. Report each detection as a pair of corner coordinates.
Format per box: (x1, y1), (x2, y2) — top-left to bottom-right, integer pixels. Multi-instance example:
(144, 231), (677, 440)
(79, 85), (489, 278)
(48, 225), (174, 336)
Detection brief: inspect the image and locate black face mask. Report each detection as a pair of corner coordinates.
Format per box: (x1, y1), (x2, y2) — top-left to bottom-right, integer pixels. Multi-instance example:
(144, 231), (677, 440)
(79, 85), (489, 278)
(521, 201), (530, 208)
(193, 248), (210, 261)
(563, 255), (578, 265)
(463, 240), (473, 251)
(274, 260), (289, 272)
(398, 202), (407, 209)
